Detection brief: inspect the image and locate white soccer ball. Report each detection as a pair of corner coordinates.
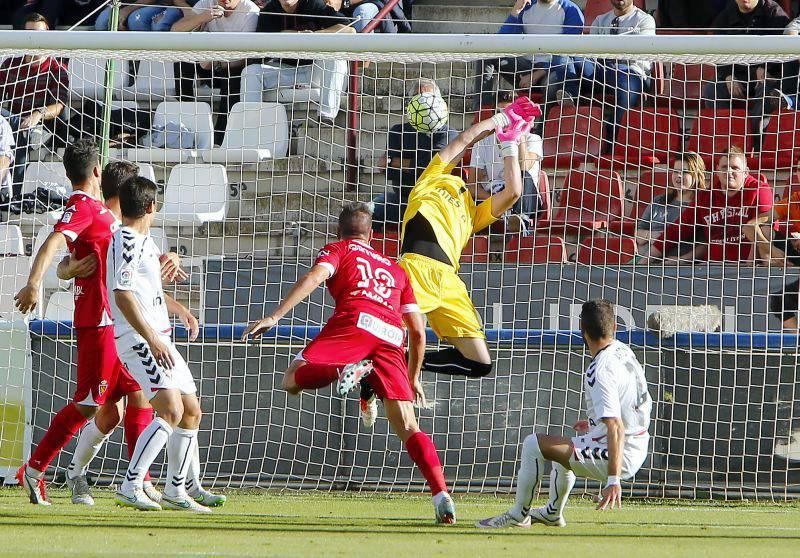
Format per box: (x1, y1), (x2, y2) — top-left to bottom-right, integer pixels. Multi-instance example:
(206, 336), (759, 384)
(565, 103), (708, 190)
(406, 92), (449, 134)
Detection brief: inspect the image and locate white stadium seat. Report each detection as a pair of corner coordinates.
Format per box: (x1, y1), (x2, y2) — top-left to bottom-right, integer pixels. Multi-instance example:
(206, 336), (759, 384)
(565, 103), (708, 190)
(33, 226), (70, 291)
(156, 164), (228, 226)
(121, 60), (176, 101)
(128, 101), (214, 163)
(202, 102), (289, 163)
(0, 225), (24, 256)
(22, 162), (71, 196)
(136, 163), (157, 183)
(68, 57), (125, 101)
(44, 290), (75, 321)
(0, 256), (32, 319)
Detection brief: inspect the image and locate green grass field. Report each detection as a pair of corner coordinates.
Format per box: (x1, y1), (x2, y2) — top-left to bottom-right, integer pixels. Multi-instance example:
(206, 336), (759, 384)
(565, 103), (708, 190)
(2, 489), (799, 557)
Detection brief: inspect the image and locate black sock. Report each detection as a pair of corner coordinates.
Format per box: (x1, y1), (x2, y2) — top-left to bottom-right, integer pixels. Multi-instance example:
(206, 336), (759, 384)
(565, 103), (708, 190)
(422, 348), (493, 378)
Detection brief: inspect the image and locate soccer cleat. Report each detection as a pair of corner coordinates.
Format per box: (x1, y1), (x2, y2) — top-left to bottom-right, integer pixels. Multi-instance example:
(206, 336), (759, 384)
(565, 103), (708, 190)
(434, 493), (457, 525)
(475, 511), (530, 529)
(16, 465), (51, 506)
(162, 494), (212, 514)
(115, 487), (162, 511)
(66, 474), (94, 506)
(529, 507), (567, 527)
(360, 396), (378, 429)
(142, 480), (163, 504)
(336, 360), (373, 396)
(189, 487), (226, 507)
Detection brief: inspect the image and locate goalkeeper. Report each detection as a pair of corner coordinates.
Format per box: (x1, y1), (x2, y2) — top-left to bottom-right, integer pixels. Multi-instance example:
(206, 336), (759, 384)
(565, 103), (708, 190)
(400, 96), (540, 378)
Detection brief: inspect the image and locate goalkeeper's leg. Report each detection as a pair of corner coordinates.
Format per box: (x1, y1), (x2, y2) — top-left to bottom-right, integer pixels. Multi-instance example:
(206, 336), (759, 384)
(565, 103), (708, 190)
(384, 399), (455, 524)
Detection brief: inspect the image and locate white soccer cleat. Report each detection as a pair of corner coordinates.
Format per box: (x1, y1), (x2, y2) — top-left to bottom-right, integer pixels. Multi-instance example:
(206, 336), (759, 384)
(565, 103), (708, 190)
(189, 487), (227, 508)
(16, 465), (51, 506)
(336, 360), (374, 396)
(115, 487), (162, 511)
(475, 511), (530, 529)
(162, 494), (212, 514)
(360, 396), (378, 429)
(66, 474), (95, 506)
(142, 480), (163, 504)
(434, 492), (456, 525)
(529, 507), (567, 527)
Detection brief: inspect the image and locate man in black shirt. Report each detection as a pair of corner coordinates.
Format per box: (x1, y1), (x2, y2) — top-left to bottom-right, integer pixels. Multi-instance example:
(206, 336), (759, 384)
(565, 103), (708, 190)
(371, 80), (458, 231)
(240, 0), (354, 124)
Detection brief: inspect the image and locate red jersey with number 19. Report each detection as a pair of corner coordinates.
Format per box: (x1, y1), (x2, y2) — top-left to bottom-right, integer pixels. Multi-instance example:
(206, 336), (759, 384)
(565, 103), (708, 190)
(53, 191), (118, 328)
(314, 239), (419, 327)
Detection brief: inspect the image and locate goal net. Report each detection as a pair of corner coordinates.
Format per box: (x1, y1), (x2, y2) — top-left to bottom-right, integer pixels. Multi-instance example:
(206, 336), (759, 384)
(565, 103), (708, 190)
(1, 30), (800, 500)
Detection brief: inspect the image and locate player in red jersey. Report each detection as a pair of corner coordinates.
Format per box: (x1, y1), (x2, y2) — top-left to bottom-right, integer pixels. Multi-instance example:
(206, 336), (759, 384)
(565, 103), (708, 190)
(12, 141), (184, 506)
(243, 202), (456, 524)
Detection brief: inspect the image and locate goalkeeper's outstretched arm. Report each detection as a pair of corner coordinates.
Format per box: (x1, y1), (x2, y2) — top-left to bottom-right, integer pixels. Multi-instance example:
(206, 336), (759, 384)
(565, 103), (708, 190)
(437, 116), (503, 167)
(489, 142), (524, 218)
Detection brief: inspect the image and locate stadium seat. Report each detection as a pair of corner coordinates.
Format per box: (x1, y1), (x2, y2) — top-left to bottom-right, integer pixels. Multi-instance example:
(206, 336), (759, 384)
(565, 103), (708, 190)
(21, 162), (71, 196)
(755, 109), (800, 172)
(123, 60), (176, 101)
(128, 101), (214, 163)
(542, 105), (604, 169)
(44, 290), (75, 321)
(156, 164), (228, 226)
(370, 231), (399, 258)
(686, 109), (750, 169)
(33, 226), (70, 290)
(577, 235), (638, 265)
(136, 162), (157, 183)
(541, 170), (625, 232)
(202, 102), (290, 163)
(0, 256), (32, 319)
(68, 57), (125, 101)
(504, 234), (569, 264)
(0, 224), (24, 256)
(599, 108), (680, 167)
(583, 0), (645, 28)
(461, 235), (489, 263)
(665, 63), (715, 110)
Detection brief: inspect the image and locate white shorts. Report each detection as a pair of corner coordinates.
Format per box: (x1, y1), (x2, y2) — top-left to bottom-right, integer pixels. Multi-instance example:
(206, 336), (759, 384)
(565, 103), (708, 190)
(116, 334), (197, 400)
(569, 433), (650, 482)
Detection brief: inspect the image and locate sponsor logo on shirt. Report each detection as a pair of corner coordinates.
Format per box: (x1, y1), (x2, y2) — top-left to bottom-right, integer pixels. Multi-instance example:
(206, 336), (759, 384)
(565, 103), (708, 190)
(357, 312), (403, 346)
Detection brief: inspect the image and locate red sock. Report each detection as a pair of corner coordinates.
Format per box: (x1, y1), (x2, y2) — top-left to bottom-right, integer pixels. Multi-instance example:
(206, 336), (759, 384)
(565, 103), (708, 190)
(294, 363), (340, 389)
(124, 405), (155, 482)
(405, 431), (448, 496)
(28, 403), (87, 473)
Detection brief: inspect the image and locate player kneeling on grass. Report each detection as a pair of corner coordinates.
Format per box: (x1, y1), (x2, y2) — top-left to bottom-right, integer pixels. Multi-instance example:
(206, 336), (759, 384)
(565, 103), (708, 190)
(477, 299), (652, 529)
(108, 176), (217, 513)
(242, 202), (456, 524)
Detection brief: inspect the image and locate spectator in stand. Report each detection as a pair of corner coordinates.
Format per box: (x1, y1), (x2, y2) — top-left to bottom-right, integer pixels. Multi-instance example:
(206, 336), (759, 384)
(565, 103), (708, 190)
(0, 13), (68, 197)
(468, 95), (544, 234)
(773, 16), (800, 116)
(335, 0), (411, 33)
(95, 1), (200, 31)
(0, 115), (14, 205)
(371, 79), (458, 231)
(240, 0), (354, 125)
(171, 0), (260, 145)
(636, 152), (706, 246)
(703, 0), (789, 109)
(13, 0), (105, 28)
(0, 1), (24, 26)
(656, 0), (725, 29)
(474, 0), (584, 110)
(643, 147), (773, 263)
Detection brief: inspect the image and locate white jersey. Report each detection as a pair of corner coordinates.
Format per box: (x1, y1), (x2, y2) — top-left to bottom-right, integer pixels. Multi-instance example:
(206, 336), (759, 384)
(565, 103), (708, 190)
(584, 340), (652, 440)
(107, 226), (171, 340)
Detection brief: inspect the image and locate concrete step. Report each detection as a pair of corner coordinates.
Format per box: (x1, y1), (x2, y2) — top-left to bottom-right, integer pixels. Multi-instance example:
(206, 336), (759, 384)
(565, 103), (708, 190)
(411, 1), (509, 34)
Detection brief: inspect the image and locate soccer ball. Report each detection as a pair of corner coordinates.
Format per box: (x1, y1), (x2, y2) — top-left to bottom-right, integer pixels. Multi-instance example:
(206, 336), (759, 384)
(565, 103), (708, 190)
(406, 93), (449, 133)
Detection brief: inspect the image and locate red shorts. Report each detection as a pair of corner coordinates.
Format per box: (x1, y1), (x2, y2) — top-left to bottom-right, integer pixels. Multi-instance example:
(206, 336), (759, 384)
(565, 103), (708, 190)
(300, 313), (414, 401)
(74, 326), (141, 406)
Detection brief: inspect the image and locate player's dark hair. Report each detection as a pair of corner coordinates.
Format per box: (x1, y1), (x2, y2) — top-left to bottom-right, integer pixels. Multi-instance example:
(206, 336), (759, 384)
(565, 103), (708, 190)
(119, 176), (158, 219)
(338, 201), (373, 239)
(62, 138), (100, 185)
(24, 12), (49, 28)
(580, 299), (616, 341)
(102, 160), (139, 200)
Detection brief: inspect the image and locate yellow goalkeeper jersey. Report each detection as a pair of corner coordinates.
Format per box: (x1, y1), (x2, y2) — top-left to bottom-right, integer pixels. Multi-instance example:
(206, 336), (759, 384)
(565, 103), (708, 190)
(400, 154), (497, 270)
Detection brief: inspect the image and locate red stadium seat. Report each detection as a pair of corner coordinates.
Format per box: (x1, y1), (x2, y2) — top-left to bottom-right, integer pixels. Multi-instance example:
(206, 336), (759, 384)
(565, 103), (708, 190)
(542, 170), (625, 233)
(665, 63), (715, 110)
(461, 235), (490, 263)
(542, 105), (604, 169)
(505, 235), (568, 264)
(686, 108), (750, 169)
(599, 108), (680, 167)
(577, 235), (638, 265)
(755, 109), (800, 172)
(583, 0), (645, 28)
(371, 231), (399, 258)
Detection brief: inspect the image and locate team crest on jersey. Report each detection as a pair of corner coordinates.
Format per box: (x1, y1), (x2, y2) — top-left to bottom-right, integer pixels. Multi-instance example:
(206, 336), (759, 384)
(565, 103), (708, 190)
(98, 380), (108, 397)
(119, 268), (132, 287)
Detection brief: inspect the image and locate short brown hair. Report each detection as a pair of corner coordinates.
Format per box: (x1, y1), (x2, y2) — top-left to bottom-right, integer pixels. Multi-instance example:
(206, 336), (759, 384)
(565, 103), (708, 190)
(675, 152), (707, 190)
(580, 299), (616, 341)
(24, 13), (49, 28)
(102, 160), (139, 201)
(119, 176), (158, 219)
(338, 202), (372, 238)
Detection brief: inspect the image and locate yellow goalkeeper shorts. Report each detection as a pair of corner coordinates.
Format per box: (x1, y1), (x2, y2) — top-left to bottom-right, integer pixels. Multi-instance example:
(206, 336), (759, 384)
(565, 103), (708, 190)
(399, 253), (485, 340)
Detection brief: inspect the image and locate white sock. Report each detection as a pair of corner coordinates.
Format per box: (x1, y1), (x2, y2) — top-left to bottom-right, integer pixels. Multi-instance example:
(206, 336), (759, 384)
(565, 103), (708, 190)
(67, 419), (110, 480)
(165, 427), (197, 498)
(510, 434), (545, 520)
(544, 462), (575, 519)
(121, 417), (172, 492)
(184, 434), (202, 495)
